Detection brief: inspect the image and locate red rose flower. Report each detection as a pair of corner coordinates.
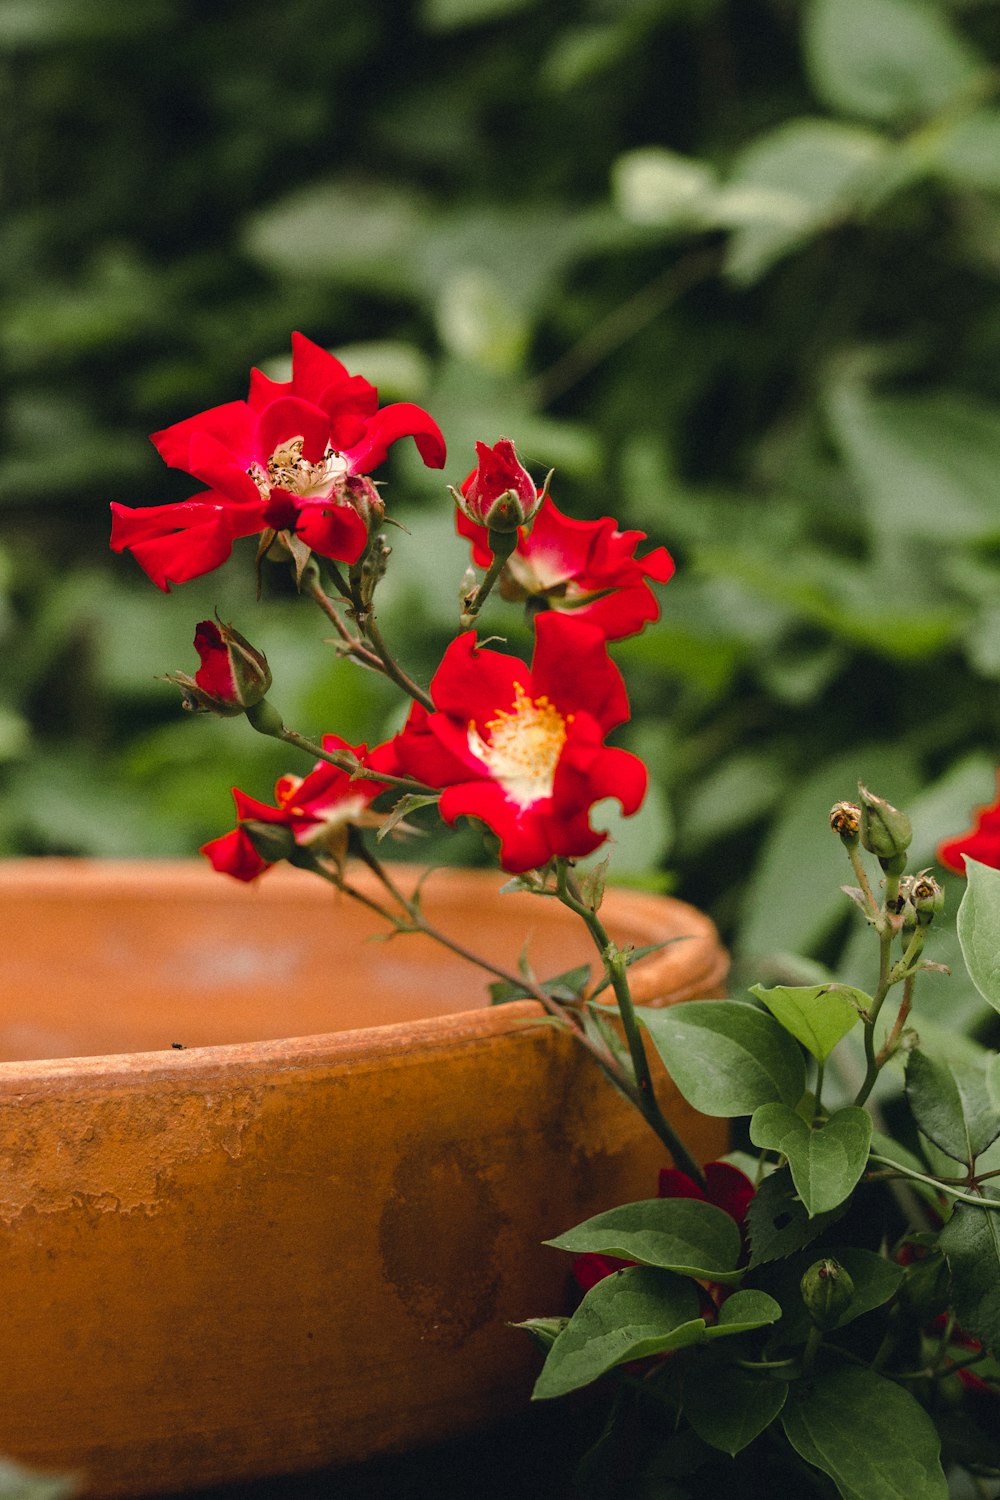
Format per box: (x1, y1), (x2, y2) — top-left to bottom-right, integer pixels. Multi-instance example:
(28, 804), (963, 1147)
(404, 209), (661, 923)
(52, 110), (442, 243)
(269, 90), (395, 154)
(387, 613), (647, 874)
(938, 772), (1000, 874)
(657, 1161), (756, 1228)
(456, 495), (674, 640)
(201, 734), (393, 882)
(453, 438), (545, 532)
(111, 333), (446, 590)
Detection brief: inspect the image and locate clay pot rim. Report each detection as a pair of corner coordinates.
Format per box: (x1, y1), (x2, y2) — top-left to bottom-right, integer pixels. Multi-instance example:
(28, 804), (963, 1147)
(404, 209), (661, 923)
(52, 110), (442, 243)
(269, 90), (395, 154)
(0, 859), (727, 1090)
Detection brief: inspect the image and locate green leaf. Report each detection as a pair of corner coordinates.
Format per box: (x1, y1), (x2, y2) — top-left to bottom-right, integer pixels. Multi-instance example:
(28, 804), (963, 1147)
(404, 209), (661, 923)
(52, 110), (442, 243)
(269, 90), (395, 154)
(681, 1361), (787, 1456)
(641, 1001), (806, 1117)
(827, 1247), (905, 1327)
(544, 1198), (743, 1283)
(827, 385), (1000, 545)
(511, 1315), (569, 1352)
(705, 1288), (781, 1337)
(749, 1104), (872, 1216)
(720, 118), (887, 285)
(931, 109), (1000, 194)
(939, 1193), (1000, 1355)
(488, 962), (592, 1006)
(588, 941), (679, 999)
(750, 982), (865, 1063)
(375, 791), (440, 842)
(612, 146), (717, 229)
(532, 1266), (702, 1401)
(782, 1365), (947, 1499)
(905, 1048), (1000, 1165)
(803, 0), (982, 125)
(746, 1167), (850, 1267)
(420, 0), (538, 31)
(957, 859), (1000, 1012)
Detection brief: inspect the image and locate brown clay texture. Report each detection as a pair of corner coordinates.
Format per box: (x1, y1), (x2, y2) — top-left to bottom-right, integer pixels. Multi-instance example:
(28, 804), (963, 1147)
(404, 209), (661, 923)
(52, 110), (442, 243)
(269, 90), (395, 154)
(0, 861), (729, 1497)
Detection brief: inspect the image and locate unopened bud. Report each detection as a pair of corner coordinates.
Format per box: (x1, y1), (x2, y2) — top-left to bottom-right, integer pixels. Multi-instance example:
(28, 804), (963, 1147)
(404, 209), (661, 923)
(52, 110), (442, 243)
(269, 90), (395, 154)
(451, 438), (548, 533)
(241, 819), (298, 867)
(165, 618), (272, 717)
(910, 871), (945, 924)
(830, 801), (861, 846)
(345, 475), (384, 531)
(858, 783), (912, 869)
(354, 532), (391, 609)
(801, 1257), (855, 1331)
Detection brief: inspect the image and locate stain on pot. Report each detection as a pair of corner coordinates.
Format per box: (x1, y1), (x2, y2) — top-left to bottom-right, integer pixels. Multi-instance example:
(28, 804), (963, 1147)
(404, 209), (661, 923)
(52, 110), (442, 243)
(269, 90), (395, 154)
(379, 1140), (505, 1346)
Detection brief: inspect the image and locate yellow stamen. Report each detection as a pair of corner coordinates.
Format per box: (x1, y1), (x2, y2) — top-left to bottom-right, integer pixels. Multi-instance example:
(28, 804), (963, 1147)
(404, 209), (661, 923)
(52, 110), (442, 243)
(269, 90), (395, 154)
(469, 683), (569, 808)
(248, 436), (349, 499)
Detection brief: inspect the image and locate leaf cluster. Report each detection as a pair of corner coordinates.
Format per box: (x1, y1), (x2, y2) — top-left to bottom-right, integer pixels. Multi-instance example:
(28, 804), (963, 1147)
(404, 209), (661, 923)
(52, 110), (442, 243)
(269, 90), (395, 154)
(528, 831), (1000, 1499)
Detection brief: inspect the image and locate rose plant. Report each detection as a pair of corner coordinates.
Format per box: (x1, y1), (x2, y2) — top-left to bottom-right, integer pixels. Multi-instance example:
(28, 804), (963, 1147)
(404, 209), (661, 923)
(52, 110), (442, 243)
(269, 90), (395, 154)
(112, 334), (1000, 1500)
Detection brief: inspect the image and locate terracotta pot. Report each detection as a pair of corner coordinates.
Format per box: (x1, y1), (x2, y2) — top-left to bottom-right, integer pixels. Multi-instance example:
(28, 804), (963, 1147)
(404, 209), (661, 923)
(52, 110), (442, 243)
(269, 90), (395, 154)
(0, 860), (728, 1497)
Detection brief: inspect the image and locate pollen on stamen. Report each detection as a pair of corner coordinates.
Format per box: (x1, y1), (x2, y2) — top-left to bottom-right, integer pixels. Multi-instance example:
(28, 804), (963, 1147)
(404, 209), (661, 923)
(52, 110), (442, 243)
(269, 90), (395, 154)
(247, 436), (350, 500)
(469, 683), (569, 808)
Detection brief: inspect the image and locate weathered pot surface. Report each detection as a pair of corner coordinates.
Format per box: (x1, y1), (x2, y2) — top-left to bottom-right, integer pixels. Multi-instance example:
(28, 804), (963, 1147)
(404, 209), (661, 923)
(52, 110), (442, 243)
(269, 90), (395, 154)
(0, 860), (728, 1497)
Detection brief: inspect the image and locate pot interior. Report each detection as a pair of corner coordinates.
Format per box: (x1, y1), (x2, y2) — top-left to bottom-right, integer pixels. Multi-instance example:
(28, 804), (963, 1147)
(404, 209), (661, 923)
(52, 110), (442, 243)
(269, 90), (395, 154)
(0, 860), (639, 1062)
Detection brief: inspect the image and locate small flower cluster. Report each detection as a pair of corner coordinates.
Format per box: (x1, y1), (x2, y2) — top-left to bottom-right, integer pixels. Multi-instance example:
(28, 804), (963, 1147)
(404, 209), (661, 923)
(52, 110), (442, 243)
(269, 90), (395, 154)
(112, 335), (673, 878)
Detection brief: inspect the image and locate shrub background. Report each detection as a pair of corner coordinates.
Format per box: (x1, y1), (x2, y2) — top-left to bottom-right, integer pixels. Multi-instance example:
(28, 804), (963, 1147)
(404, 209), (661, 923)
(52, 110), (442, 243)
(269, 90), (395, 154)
(3, 0), (1000, 988)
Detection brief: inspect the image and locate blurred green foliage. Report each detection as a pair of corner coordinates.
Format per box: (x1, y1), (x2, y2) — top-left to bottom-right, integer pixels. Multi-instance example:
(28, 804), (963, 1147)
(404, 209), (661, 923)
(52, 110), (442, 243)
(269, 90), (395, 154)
(3, 0), (1000, 982)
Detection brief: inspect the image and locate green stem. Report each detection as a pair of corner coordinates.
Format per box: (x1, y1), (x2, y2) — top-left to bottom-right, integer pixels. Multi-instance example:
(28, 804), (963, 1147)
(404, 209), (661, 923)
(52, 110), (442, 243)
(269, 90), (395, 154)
(348, 844), (659, 1112)
(847, 842), (879, 917)
(555, 860), (705, 1184)
(362, 610), (435, 712)
(854, 911), (899, 1108)
(868, 1154), (1000, 1209)
(272, 723), (434, 795)
(320, 559), (435, 712)
(460, 530), (517, 627)
(801, 1325), (823, 1375)
(876, 969), (916, 1067)
(301, 567), (383, 671)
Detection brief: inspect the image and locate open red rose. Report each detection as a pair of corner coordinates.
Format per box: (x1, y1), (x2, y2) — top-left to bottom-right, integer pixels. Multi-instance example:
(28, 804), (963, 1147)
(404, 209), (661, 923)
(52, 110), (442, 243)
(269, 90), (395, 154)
(387, 613), (647, 874)
(202, 734), (394, 882)
(111, 333), (446, 590)
(456, 494), (674, 640)
(937, 771), (1000, 873)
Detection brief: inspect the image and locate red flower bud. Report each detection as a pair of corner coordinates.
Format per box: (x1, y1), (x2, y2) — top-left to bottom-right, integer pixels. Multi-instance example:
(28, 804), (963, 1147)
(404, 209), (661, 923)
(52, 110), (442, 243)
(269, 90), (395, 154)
(452, 439), (547, 533)
(165, 618), (272, 717)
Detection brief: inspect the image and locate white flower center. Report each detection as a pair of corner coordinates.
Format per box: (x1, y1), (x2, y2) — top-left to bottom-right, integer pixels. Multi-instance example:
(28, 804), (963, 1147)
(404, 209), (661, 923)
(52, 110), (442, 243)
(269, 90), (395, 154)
(468, 684), (569, 808)
(248, 435), (349, 500)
